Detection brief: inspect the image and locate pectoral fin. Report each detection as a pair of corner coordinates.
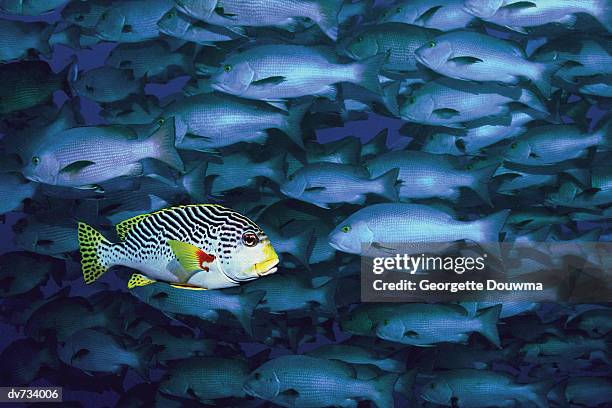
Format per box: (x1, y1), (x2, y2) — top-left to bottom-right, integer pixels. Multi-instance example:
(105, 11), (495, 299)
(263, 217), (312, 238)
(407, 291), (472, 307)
(251, 76), (287, 86)
(72, 348), (90, 363)
(59, 160), (96, 175)
(433, 108), (460, 119)
(504, 1), (537, 10)
(214, 6), (237, 18)
(449, 56), (484, 65)
(167, 240), (215, 273)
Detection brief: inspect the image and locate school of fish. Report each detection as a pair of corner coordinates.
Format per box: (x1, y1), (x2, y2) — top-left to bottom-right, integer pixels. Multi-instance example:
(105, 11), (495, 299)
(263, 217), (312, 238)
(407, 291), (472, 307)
(0, 0), (611, 407)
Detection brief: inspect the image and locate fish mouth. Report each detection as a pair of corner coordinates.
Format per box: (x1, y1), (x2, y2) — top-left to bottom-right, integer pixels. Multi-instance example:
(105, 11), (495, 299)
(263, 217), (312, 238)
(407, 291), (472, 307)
(211, 82), (232, 94)
(254, 257), (279, 276)
(414, 52), (428, 67)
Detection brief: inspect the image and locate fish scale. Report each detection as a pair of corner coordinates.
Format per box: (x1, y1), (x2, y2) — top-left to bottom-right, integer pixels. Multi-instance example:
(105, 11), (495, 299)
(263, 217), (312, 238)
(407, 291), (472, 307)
(346, 23), (438, 72)
(165, 93), (305, 149)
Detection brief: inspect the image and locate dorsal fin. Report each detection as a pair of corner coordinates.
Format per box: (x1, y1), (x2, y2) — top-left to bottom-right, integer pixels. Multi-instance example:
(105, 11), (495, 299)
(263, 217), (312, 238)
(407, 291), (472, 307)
(116, 214), (151, 240)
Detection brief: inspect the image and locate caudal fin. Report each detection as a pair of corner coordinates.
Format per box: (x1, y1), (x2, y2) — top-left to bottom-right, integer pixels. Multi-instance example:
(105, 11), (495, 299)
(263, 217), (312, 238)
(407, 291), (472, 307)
(181, 161), (208, 202)
(282, 102), (310, 149)
(381, 81), (400, 116)
(472, 209), (510, 257)
(313, 278), (338, 315)
(595, 115), (612, 150)
(518, 88), (548, 114)
(148, 117), (184, 171)
(469, 163), (498, 206)
(393, 369), (416, 397)
(522, 379), (555, 408)
(61, 57), (78, 98)
(262, 153), (287, 185)
(131, 343), (161, 380)
(353, 54), (386, 95)
(594, 0), (612, 32)
(77, 222), (113, 284)
(289, 228), (316, 266)
(476, 304), (502, 348)
(314, 0), (342, 41)
(367, 373), (398, 408)
(372, 168), (400, 202)
(531, 60), (564, 98)
(234, 290), (265, 335)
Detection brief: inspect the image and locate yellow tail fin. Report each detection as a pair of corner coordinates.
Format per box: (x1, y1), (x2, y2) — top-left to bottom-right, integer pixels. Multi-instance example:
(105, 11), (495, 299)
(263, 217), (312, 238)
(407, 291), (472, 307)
(77, 222), (111, 284)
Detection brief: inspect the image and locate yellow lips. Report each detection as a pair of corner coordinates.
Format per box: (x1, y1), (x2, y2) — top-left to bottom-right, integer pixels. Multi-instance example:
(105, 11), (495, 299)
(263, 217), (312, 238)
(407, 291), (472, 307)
(254, 257), (279, 276)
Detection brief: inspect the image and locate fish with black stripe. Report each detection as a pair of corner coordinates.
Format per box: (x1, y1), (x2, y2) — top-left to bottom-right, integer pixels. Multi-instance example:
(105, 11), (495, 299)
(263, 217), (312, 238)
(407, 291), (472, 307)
(77, 204), (279, 289)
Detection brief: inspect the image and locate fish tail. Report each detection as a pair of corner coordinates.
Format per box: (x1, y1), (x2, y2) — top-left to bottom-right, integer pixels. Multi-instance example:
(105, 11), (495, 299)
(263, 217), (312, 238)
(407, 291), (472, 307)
(262, 153), (286, 185)
(234, 290), (265, 335)
(282, 102), (310, 149)
(314, 278), (338, 315)
(77, 222), (115, 284)
(381, 81), (400, 116)
(393, 369), (416, 397)
(518, 88), (547, 114)
(531, 60), (564, 98)
(475, 304), (502, 348)
(39, 24), (55, 59)
(367, 373), (398, 408)
(372, 167), (400, 202)
(130, 343), (160, 380)
(352, 53), (386, 95)
(148, 117), (185, 171)
(181, 161), (208, 202)
(593, 0), (612, 32)
(289, 228), (316, 267)
(595, 115), (612, 149)
(60, 56), (78, 98)
(49, 26), (81, 52)
(522, 379), (555, 408)
(313, 0), (342, 41)
(471, 209), (510, 258)
(469, 163), (498, 206)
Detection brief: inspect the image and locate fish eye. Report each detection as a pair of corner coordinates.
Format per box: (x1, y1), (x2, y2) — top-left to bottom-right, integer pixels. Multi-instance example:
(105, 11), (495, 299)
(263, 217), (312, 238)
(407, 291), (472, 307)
(254, 372), (261, 380)
(510, 142), (517, 149)
(32, 156), (40, 165)
(428, 40), (436, 48)
(341, 225), (351, 233)
(242, 232), (259, 247)
(409, 96), (416, 104)
(157, 117), (165, 126)
(396, 7), (402, 13)
(75, 14), (84, 22)
(356, 35), (363, 42)
(167, 11), (175, 18)
(466, 164), (473, 170)
(223, 64), (232, 72)
(430, 383), (436, 389)
(288, 174), (295, 181)
(383, 319), (389, 325)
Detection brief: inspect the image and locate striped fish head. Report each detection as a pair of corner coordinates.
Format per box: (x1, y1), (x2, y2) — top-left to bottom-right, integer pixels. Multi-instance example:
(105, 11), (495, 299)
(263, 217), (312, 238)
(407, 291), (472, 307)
(218, 224), (279, 283)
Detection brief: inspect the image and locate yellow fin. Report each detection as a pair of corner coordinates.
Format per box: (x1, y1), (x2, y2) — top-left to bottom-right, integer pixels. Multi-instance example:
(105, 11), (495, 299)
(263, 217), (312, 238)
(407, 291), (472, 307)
(169, 283), (208, 290)
(167, 240), (209, 272)
(128, 273), (156, 289)
(116, 214), (151, 241)
(78, 222), (111, 284)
